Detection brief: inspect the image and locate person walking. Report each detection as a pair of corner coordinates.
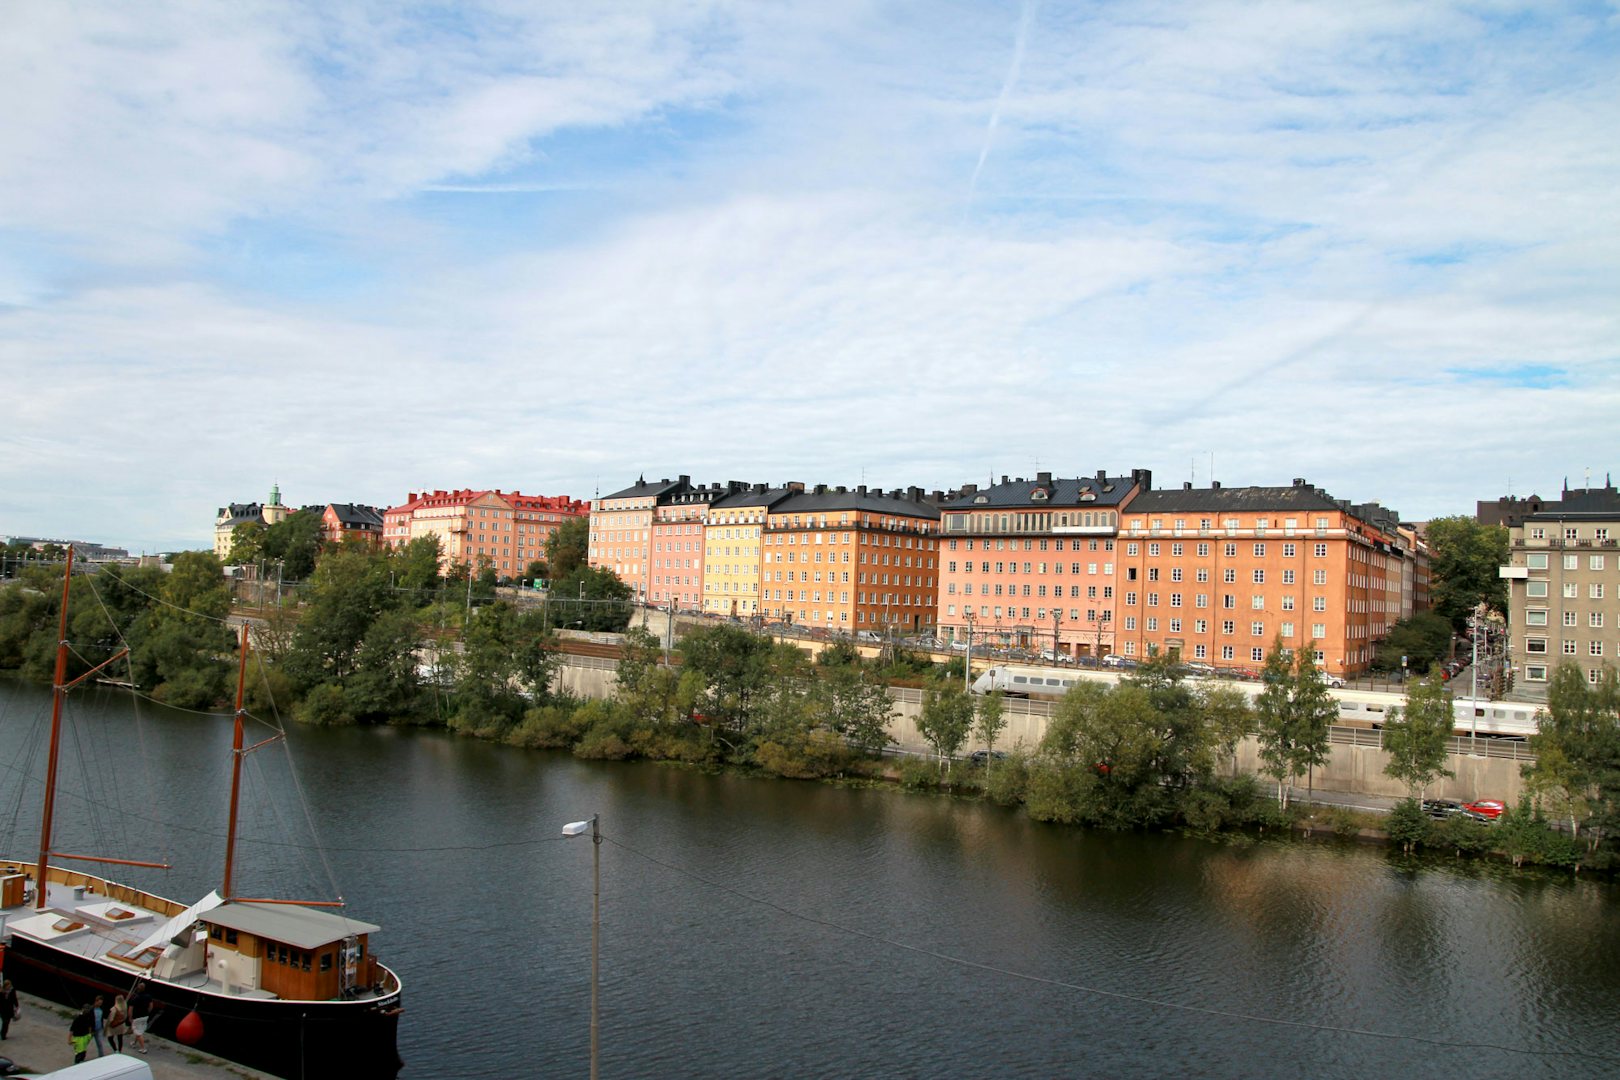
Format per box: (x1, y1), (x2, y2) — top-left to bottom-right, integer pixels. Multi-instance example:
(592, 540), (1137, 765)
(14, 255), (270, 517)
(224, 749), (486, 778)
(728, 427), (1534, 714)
(127, 981), (152, 1055)
(0, 980), (18, 1040)
(91, 994), (107, 1057)
(106, 995), (130, 1053)
(69, 1005), (94, 1063)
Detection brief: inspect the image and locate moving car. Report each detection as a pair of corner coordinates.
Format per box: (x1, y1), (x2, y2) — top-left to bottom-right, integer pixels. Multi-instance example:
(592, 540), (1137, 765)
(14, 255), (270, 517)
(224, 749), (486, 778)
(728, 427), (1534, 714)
(1422, 799), (1491, 823)
(968, 750), (1008, 765)
(1463, 799), (1505, 820)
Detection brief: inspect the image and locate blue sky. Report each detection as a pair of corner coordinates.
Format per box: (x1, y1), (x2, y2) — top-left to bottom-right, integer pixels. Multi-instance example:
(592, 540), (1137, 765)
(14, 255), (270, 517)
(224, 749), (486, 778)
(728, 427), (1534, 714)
(2, 1), (1617, 552)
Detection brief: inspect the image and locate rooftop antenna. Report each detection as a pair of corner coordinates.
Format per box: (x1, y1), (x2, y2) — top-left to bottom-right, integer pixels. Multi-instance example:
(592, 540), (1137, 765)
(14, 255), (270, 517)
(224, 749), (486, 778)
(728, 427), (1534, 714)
(1585, 466), (1592, 491)
(1209, 451), (1215, 487)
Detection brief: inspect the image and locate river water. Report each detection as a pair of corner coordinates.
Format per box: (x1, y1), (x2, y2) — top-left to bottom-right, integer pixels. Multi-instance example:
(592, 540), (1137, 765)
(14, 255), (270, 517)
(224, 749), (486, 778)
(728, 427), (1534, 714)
(1, 677), (1617, 1079)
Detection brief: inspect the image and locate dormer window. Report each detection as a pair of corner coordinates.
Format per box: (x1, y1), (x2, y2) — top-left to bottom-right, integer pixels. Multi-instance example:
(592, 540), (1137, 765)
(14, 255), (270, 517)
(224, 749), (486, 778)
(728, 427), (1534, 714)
(1030, 488), (1049, 502)
(973, 494), (989, 504)
(1079, 492), (1097, 502)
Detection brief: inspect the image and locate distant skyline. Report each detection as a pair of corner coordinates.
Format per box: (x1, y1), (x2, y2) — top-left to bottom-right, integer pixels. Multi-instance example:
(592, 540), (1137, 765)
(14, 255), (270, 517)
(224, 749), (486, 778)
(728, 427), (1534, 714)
(3, 2), (1616, 553)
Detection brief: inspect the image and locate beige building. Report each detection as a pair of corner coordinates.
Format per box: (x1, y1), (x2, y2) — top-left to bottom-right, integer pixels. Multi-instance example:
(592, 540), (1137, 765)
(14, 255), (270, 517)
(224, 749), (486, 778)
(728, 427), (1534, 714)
(213, 483), (291, 559)
(1499, 478), (1620, 688)
(384, 488), (587, 579)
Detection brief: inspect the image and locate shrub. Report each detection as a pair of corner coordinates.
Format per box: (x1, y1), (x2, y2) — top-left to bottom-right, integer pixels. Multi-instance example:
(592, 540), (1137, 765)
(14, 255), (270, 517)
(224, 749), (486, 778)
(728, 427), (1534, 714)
(1178, 787), (1231, 833)
(507, 704), (591, 749)
(984, 753), (1029, 807)
(898, 757), (938, 792)
(298, 682), (354, 726)
(1023, 758), (1098, 825)
(1386, 799), (1429, 853)
(1433, 814), (1493, 856)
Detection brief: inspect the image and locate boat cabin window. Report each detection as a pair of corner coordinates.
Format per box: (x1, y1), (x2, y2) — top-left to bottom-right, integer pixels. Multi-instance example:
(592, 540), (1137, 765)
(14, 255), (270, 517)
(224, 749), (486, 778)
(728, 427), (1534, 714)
(320, 952), (333, 972)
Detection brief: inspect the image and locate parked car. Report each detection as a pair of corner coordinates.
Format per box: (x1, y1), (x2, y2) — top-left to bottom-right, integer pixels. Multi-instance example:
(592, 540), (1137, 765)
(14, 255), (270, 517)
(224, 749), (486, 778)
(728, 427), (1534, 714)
(1320, 673), (1346, 689)
(968, 750), (1009, 765)
(1422, 799), (1490, 823)
(1463, 799), (1505, 820)
(856, 630), (882, 643)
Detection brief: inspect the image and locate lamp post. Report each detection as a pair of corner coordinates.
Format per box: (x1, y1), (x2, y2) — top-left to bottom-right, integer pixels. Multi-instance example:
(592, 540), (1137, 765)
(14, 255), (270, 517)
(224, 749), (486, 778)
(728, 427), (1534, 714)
(562, 814), (601, 1080)
(963, 609), (975, 690)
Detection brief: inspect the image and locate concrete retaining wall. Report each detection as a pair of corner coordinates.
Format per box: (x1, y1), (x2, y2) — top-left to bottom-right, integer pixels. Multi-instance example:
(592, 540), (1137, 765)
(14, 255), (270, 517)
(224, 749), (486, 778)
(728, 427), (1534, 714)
(558, 657), (1526, 803)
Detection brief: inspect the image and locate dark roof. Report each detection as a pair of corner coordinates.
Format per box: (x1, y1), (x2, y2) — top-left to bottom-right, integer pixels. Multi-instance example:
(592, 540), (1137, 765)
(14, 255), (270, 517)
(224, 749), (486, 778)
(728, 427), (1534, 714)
(941, 470), (1146, 510)
(708, 485), (799, 511)
(329, 503), (384, 527)
(600, 475), (690, 502)
(774, 486), (941, 520)
(1524, 484), (1620, 521)
(1129, 483), (1345, 514)
(217, 503), (263, 527)
(202, 901), (379, 950)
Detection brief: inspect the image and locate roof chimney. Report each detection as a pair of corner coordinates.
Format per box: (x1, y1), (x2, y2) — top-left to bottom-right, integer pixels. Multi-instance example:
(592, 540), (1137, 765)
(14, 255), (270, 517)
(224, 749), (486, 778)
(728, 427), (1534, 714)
(960, 483), (977, 495)
(1001, 475), (1010, 485)
(1036, 471), (1051, 485)
(1211, 481), (1222, 490)
(1183, 482), (1192, 490)
(857, 484), (867, 495)
(1096, 470), (1106, 483)
(1292, 477), (1307, 487)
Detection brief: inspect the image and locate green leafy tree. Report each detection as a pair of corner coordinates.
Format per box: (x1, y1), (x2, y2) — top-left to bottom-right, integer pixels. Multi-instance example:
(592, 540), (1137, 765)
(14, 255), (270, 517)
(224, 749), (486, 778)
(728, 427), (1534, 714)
(918, 679), (974, 776)
(1371, 612), (1455, 673)
(226, 522), (266, 566)
(284, 548), (394, 689)
(545, 517), (589, 581)
(975, 691), (1007, 771)
(262, 511), (323, 582)
(548, 565), (633, 632)
(1253, 639), (1334, 809)
(814, 661), (895, 755)
(1524, 663), (1620, 855)
(679, 624), (796, 738)
(390, 536), (444, 599)
(1425, 516), (1509, 632)
(1386, 798), (1430, 854)
(1382, 671), (1455, 803)
(127, 551), (235, 708)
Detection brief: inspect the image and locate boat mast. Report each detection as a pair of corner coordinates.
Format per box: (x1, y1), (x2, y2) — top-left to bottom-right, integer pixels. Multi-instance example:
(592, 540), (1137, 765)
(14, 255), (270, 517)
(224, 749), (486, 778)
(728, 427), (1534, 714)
(222, 623), (250, 900)
(34, 548), (75, 910)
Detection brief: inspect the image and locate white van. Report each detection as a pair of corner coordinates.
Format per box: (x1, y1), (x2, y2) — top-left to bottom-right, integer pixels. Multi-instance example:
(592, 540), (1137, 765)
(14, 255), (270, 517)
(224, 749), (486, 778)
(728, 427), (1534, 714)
(31, 1055), (154, 1080)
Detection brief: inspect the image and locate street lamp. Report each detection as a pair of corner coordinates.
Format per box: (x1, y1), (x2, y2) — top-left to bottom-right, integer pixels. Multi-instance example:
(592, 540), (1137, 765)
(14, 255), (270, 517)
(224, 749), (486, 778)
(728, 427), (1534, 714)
(562, 814), (601, 1080)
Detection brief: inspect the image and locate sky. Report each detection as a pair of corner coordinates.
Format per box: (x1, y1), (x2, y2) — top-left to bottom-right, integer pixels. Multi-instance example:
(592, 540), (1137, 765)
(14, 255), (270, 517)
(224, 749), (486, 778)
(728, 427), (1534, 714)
(2, 1), (1617, 553)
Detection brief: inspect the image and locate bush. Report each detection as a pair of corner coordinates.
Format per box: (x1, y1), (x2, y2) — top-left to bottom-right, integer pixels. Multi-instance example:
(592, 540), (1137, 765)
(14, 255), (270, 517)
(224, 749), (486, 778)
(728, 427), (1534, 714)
(507, 704), (590, 749)
(574, 730), (632, 760)
(297, 682), (354, 726)
(1324, 807), (1366, 839)
(1023, 758), (1098, 825)
(1433, 814), (1493, 856)
(898, 757), (939, 792)
(1386, 799), (1429, 853)
(984, 753), (1029, 807)
(1178, 787), (1232, 833)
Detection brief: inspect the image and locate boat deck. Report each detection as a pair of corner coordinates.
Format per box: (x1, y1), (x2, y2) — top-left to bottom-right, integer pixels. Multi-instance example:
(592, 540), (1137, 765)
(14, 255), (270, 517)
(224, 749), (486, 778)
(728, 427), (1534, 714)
(1, 873), (393, 1003)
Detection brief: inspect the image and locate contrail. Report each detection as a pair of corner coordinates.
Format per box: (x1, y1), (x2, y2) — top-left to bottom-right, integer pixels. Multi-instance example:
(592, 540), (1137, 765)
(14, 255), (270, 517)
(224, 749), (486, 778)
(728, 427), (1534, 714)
(966, 0), (1040, 210)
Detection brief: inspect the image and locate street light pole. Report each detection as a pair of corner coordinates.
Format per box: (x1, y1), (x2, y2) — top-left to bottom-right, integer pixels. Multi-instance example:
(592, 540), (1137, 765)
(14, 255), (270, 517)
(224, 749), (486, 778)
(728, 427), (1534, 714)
(964, 609), (975, 690)
(562, 814), (601, 1080)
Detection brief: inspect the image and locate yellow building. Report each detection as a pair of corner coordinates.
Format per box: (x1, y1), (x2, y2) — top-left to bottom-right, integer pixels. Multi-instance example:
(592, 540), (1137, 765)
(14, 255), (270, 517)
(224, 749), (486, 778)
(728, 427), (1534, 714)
(702, 485), (797, 618)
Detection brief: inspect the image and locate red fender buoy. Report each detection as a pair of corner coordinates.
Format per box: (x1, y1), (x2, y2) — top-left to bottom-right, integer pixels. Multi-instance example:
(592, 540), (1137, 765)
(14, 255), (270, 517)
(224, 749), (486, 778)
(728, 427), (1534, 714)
(176, 1009), (205, 1045)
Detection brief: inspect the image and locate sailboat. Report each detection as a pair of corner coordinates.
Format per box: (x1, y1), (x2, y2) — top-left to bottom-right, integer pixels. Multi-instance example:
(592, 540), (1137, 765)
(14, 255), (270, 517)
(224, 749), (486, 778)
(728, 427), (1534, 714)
(0, 551), (403, 1079)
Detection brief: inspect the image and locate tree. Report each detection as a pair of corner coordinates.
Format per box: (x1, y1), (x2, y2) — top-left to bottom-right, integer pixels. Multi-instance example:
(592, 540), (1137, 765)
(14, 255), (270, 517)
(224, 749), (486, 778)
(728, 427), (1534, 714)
(126, 551), (235, 708)
(1371, 612), (1454, 673)
(390, 536), (443, 599)
(975, 691), (1007, 772)
(1253, 638), (1334, 809)
(1425, 516), (1509, 632)
(548, 565), (632, 633)
(284, 548), (394, 690)
(1524, 663), (1620, 856)
(918, 679), (974, 776)
(1382, 671), (1455, 803)
(262, 511), (323, 582)
(226, 522), (265, 566)
(545, 517), (589, 581)
(815, 662), (895, 755)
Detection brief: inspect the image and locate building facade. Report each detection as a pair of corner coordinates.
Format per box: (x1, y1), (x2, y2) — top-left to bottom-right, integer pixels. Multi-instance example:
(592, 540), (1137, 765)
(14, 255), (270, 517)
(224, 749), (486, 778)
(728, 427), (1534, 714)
(1498, 479), (1620, 688)
(936, 470), (1148, 657)
(316, 504), (386, 549)
(1114, 479), (1413, 675)
(589, 477), (690, 599)
(383, 489), (587, 578)
(760, 485), (943, 632)
(703, 484), (797, 619)
(213, 483), (291, 559)
(651, 483), (751, 611)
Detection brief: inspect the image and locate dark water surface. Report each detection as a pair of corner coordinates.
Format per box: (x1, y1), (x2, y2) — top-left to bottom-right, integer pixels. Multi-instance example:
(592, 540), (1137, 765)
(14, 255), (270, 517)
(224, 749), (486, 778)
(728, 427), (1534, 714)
(2, 677), (1617, 1079)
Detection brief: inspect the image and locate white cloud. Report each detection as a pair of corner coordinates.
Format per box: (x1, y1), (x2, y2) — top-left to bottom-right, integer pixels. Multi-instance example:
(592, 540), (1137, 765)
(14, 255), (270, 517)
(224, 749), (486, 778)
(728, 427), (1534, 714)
(0, 1), (1615, 549)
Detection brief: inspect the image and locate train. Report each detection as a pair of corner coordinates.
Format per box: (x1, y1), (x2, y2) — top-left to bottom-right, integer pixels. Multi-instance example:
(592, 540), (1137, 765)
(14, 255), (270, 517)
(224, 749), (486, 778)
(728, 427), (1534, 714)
(968, 664), (1542, 738)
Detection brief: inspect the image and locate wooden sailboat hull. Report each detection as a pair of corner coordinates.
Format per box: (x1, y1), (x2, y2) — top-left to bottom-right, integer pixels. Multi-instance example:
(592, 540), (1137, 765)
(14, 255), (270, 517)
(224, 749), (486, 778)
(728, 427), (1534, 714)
(2, 932), (403, 1080)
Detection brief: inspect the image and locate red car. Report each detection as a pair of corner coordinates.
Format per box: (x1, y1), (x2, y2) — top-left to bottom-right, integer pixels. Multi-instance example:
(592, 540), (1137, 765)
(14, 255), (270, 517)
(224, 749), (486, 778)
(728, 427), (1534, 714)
(1464, 799), (1505, 820)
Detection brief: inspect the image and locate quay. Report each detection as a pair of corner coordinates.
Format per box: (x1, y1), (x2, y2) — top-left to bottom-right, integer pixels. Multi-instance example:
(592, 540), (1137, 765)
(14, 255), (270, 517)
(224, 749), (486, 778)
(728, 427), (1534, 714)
(0, 989), (271, 1080)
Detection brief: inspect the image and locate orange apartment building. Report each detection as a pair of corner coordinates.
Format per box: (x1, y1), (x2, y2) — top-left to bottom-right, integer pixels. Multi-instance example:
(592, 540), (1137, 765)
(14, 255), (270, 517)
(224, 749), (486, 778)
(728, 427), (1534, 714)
(936, 469), (1150, 657)
(1114, 478), (1416, 675)
(383, 488), (587, 579)
(703, 484), (797, 619)
(315, 503), (385, 548)
(761, 485), (944, 632)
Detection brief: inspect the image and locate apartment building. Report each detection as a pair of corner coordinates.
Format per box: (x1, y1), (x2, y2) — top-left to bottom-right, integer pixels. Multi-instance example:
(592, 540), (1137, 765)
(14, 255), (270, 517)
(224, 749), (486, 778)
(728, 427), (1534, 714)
(761, 485), (943, 632)
(589, 476), (690, 599)
(651, 482), (751, 611)
(1498, 479), (1620, 687)
(936, 469), (1149, 657)
(213, 483), (292, 558)
(703, 484), (798, 619)
(315, 503), (386, 549)
(384, 488), (587, 578)
(1115, 478), (1412, 675)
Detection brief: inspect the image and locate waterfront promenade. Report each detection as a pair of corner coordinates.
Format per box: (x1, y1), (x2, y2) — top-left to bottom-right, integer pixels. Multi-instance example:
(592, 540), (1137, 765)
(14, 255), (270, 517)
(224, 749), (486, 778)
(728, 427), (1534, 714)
(0, 990), (270, 1080)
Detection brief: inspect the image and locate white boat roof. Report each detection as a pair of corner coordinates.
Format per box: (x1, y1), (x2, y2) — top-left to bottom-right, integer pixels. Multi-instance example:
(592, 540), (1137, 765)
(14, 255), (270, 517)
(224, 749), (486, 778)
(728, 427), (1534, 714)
(201, 901), (379, 950)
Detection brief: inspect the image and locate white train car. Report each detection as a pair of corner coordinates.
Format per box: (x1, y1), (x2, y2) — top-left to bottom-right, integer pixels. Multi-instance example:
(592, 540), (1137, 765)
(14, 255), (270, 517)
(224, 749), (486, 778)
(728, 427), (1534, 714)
(970, 664), (1542, 738)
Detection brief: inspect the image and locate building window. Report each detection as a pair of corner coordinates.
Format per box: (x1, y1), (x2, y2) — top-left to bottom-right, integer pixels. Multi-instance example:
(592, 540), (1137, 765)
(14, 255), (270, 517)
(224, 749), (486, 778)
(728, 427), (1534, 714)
(1252, 569), (1265, 584)
(1526, 665), (1548, 682)
(1251, 647), (1265, 662)
(1527, 581), (1549, 597)
(1593, 555), (1608, 571)
(1525, 609), (1548, 626)
(1592, 584), (1606, 599)
(1563, 640), (1579, 655)
(1592, 612), (1606, 628)
(1564, 554), (1580, 570)
(1525, 638), (1547, 654)
(1221, 645), (1235, 660)
(1312, 597), (1327, 611)
(1251, 621), (1264, 636)
(1314, 543), (1328, 557)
